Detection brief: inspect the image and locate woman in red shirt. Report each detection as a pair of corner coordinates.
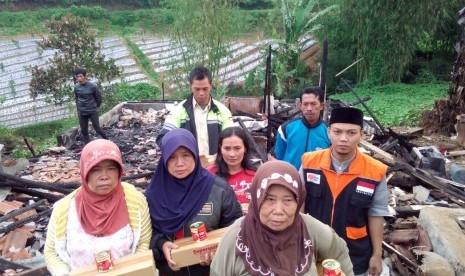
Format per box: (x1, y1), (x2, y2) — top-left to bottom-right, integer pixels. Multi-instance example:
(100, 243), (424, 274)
(207, 126), (258, 214)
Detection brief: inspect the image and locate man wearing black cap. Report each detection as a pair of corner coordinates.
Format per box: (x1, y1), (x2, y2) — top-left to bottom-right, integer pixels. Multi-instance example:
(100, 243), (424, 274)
(300, 107), (389, 276)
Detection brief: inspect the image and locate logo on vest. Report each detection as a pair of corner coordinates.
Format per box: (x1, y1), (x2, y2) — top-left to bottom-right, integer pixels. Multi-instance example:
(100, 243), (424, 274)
(198, 203), (213, 215)
(306, 173), (321, 184)
(356, 181), (375, 196)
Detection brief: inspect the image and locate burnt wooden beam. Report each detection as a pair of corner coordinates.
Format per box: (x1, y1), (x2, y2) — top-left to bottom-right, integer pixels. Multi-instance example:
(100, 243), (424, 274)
(0, 171), (155, 192)
(0, 209), (52, 234)
(0, 199), (47, 224)
(122, 172), (155, 181)
(235, 109), (259, 119)
(23, 137), (36, 157)
(382, 241), (421, 273)
(341, 78), (388, 135)
(15, 265), (50, 276)
(1, 179), (73, 194)
(11, 187), (63, 203)
(380, 138), (399, 152)
(394, 206), (422, 218)
(0, 171), (78, 191)
(359, 140), (396, 166)
(273, 106), (293, 118)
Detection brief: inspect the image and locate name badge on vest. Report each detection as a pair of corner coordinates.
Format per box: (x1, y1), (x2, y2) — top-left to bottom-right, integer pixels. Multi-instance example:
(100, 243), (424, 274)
(306, 173), (321, 184)
(198, 203), (213, 215)
(356, 181), (375, 196)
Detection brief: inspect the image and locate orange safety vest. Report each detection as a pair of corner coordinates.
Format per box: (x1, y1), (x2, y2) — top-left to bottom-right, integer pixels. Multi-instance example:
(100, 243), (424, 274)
(301, 148), (387, 274)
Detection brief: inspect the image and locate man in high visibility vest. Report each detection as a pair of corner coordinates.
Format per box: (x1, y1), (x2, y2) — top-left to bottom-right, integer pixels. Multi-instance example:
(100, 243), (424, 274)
(300, 107), (389, 276)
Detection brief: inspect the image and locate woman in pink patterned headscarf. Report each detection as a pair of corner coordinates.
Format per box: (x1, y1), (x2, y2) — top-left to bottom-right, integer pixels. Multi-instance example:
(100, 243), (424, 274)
(45, 139), (152, 276)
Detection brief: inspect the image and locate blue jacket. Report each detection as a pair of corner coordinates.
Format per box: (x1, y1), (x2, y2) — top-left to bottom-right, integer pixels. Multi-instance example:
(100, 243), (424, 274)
(274, 116), (331, 169)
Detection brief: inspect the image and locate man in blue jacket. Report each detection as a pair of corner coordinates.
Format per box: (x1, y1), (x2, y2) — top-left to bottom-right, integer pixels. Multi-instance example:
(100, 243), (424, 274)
(274, 86), (330, 169)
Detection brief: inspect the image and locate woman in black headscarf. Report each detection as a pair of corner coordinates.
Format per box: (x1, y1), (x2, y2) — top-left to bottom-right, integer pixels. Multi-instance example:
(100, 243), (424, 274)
(145, 128), (242, 276)
(210, 160), (354, 276)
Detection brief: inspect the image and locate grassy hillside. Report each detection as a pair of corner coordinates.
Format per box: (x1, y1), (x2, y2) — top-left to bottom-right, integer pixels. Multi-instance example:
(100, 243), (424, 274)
(0, 6), (272, 37)
(329, 82), (448, 127)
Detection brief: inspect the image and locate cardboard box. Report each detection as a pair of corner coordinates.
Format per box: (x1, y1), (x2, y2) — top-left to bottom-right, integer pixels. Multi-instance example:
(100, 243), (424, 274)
(70, 250), (156, 276)
(171, 227), (228, 268)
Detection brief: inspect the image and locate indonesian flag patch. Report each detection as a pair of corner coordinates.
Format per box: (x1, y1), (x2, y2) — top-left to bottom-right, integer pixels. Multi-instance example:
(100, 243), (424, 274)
(356, 181), (375, 196)
(306, 173), (321, 184)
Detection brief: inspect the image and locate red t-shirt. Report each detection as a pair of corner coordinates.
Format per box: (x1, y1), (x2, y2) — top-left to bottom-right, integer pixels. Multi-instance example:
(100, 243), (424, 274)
(207, 165), (255, 214)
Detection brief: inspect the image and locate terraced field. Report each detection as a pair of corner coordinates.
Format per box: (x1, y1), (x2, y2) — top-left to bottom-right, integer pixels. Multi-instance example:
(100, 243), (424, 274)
(0, 35), (318, 128)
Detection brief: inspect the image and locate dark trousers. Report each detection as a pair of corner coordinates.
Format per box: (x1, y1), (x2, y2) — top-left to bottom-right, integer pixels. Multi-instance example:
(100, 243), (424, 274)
(78, 112), (108, 144)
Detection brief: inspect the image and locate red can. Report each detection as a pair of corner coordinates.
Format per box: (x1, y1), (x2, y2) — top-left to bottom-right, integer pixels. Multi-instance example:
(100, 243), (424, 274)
(322, 259), (342, 276)
(190, 221), (207, 242)
(94, 249), (113, 272)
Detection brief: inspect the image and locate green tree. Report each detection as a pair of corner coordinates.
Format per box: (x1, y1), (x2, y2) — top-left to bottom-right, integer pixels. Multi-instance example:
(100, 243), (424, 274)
(165, 0), (238, 91)
(318, 0), (460, 86)
(29, 13), (120, 105)
(272, 0), (337, 96)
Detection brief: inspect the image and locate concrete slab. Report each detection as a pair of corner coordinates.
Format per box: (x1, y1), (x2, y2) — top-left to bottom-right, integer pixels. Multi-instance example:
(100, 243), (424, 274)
(414, 250), (454, 276)
(418, 206), (465, 275)
(1, 158), (29, 175)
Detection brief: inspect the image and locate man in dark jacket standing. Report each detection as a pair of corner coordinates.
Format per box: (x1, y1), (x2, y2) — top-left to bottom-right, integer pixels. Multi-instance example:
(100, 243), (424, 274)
(74, 68), (108, 144)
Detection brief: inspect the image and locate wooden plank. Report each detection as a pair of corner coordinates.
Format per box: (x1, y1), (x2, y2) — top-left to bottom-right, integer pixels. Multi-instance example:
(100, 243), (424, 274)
(359, 139), (397, 166)
(401, 127), (424, 138)
(447, 150), (465, 157)
(434, 175), (465, 189)
(15, 265), (50, 276)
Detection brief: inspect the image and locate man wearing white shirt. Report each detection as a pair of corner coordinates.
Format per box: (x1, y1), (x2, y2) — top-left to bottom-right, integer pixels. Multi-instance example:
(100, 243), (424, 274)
(156, 66), (233, 157)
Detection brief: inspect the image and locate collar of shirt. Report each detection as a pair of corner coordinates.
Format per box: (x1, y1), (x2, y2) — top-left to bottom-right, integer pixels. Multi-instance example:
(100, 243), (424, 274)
(330, 151), (356, 174)
(193, 97), (211, 111)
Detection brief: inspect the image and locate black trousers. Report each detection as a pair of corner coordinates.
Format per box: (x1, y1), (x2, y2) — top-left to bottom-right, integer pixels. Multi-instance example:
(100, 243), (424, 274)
(78, 112), (108, 144)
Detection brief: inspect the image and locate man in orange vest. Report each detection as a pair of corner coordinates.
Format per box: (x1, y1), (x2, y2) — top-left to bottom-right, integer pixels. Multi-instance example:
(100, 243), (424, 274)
(300, 107), (389, 276)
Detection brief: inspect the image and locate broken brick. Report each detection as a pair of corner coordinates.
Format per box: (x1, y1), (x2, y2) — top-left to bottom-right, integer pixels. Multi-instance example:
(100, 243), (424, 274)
(0, 202), (17, 215)
(11, 248), (31, 261)
(1, 229), (29, 256)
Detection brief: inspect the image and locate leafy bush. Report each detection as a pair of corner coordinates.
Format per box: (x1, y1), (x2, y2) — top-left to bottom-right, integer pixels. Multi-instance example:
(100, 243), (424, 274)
(0, 125), (21, 152)
(69, 5), (109, 19)
(414, 69), (437, 84)
(110, 11), (137, 27)
(101, 83), (161, 112)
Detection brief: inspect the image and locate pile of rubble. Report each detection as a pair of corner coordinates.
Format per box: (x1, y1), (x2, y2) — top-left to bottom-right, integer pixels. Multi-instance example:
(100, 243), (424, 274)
(0, 106), (168, 275)
(1, 100), (465, 275)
